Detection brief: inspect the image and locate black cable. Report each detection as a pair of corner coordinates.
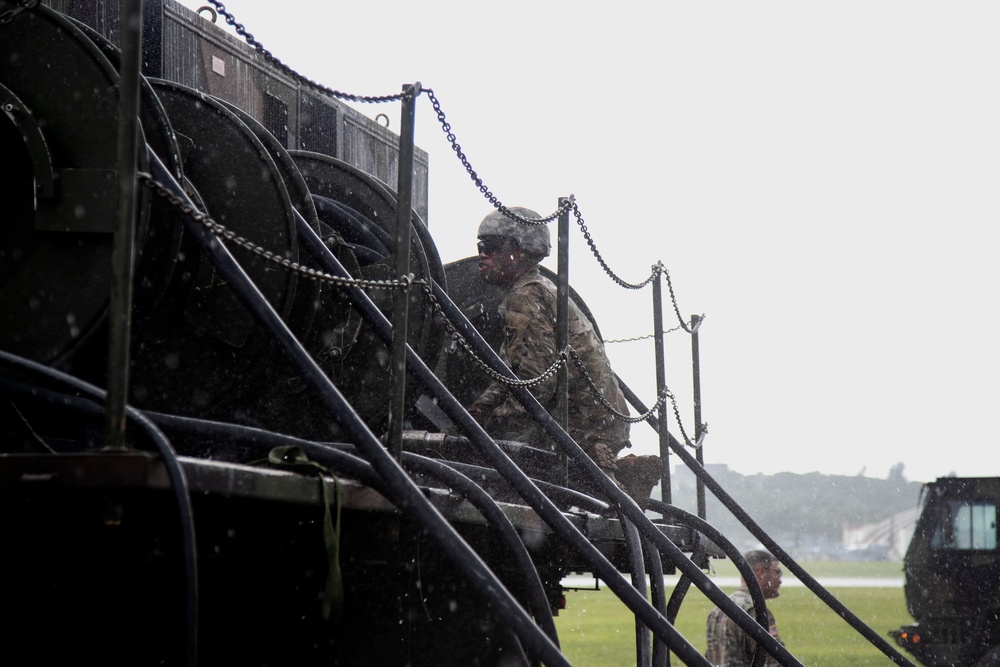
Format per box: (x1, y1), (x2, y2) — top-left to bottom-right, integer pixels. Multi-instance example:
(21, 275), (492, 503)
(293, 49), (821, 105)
(618, 512), (651, 667)
(646, 501), (768, 667)
(0, 351), (199, 667)
(623, 377), (918, 667)
(644, 535), (668, 667)
(147, 154), (570, 667)
(401, 452), (559, 648)
(424, 277), (799, 667)
(138, 413), (561, 648)
(294, 213), (717, 666)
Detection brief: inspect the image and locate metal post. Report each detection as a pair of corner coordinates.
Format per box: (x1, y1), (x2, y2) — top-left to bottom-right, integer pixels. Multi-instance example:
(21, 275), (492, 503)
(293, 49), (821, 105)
(555, 197), (571, 486)
(652, 262), (671, 505)
(105, 0), (144, 451)
(691, 314), (705, 520)
(387, 82), (420, 460)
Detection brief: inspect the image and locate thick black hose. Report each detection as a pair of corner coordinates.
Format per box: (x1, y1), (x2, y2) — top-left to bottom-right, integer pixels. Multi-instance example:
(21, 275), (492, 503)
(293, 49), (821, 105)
(294, 216), (715, 666)
(401, 454), (610, 514)
(147, 156), (569, 667)
(0, 351), (199, 667)
(424, 278), (800, 667)
(646, 501), (768, 667)
(401, 453), (559, 647)
(623, 381), (918, 667)
(619, 513), (651, 667)
(644, 536), (668, 667)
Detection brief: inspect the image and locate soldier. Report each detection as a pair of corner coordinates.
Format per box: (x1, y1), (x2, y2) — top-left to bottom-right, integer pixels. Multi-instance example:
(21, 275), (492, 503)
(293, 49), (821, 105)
(705, 550), (785, 667)
(465, 207), (661, 507)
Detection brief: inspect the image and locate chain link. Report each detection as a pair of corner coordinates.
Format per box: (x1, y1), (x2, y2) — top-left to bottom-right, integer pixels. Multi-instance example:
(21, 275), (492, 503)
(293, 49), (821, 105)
(423, 88), (569, 225)
(191, 0), (705, 345)
(662, 265), (700, 334)
(567, 349), (704, 445)
(416, 282), (566, 389)
(604, 324), (686, 345)
(137, 173), (414, 293)
(0, 0), (39, 25)
(194, 2), (702, 346)
(137, 172), (701, 438)
(138, 171), (570, 392)
(568, 200), (657, 290)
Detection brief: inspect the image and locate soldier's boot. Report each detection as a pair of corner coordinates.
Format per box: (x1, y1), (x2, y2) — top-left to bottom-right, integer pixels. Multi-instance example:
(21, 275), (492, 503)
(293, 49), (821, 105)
(615, 454), (662, 510)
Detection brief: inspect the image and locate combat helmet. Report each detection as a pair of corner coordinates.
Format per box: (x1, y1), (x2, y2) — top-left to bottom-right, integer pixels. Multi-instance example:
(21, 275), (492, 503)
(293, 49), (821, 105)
(477, 207), (551, 258)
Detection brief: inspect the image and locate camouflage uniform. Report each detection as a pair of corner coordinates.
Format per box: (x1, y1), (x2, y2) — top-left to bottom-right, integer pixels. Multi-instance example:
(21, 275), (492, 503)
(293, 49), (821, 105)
(705, 588), (783, 667)
(467, 266), (631, 469)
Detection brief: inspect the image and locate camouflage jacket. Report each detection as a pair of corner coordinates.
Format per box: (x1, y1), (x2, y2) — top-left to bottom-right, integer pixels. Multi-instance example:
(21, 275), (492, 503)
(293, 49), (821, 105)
(705, 589), (783, 667)
(467, 267), (630, 454)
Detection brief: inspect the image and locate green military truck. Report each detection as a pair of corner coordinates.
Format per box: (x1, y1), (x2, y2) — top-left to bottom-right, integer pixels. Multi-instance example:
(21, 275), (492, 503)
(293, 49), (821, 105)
(891, 477), (1000, 666)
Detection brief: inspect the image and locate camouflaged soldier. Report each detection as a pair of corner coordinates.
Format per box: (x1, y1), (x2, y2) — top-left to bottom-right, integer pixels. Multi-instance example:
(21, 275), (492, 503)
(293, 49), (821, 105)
(466, 207), (660, 506)
(705, 550), (785, 667)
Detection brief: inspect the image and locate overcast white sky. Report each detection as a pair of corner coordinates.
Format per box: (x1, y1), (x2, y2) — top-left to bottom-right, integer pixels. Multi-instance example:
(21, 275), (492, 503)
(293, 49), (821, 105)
(179, 0), (1000, 484)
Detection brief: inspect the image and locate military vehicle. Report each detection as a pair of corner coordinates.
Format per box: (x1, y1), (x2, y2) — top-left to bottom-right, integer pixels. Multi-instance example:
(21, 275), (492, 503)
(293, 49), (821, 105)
(892, 477), (1000, 667)
(0, 0), (923, 664)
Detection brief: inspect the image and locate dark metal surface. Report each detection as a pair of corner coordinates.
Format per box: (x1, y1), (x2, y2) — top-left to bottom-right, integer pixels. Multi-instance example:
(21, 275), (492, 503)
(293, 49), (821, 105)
(132, 78), (300, 415)
(0, 2), (124, 366)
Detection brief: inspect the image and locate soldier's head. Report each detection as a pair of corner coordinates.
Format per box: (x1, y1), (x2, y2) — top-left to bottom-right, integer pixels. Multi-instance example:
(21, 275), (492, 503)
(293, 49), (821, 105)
(743, 550), (782, 599)
(476, 207), (551, 287)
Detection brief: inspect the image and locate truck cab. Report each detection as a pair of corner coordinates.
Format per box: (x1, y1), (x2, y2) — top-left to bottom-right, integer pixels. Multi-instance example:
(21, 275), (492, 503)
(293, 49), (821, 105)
(891, 477), (1000, 667)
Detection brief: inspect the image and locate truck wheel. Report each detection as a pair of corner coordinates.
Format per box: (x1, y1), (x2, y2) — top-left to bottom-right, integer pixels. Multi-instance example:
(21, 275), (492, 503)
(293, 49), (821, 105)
(976, 647), (1000, 667)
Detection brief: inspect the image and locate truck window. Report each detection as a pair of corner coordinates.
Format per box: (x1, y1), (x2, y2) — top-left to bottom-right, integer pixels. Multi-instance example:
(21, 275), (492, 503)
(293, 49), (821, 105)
(930, 500), (997, 550)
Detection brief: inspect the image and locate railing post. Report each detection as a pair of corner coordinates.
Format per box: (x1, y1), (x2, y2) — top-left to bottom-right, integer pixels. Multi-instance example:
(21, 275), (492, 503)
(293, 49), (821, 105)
(691, 314), (705, 520)
(105, 0), (144, 451)
(387, 82), (420, 460)
(652, 262), (671, 504)
(555, 197), (571, 486)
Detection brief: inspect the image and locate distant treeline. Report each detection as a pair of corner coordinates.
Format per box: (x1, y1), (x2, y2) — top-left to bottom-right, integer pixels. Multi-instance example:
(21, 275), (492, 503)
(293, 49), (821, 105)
(668, 464), (928, 557)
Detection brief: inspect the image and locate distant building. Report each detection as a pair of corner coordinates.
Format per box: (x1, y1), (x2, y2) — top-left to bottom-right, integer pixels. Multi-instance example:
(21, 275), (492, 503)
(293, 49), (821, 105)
(842, 507), (921, 561)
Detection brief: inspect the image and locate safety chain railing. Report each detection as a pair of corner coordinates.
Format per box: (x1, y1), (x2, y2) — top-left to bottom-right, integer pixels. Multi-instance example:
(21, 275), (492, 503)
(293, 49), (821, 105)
(143, 5), (702, 439)
(415, 282), (567, 389)
(198, 0), (695, 336)
(136, 173), (687, 431)
(422, 88), (569, 226)
(137, 172), (565, 392)
(604, 324), (686, 345)
(567, 350), (701, 448)
(137, 173), (413, 293)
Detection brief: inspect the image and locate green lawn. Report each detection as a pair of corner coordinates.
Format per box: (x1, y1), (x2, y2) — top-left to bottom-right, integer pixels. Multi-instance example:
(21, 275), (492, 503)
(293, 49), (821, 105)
(555, 561), (915, 667)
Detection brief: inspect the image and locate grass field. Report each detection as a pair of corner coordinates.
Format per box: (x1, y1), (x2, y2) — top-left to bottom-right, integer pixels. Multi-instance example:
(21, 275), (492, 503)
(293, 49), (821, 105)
(554, 560), (915, 667)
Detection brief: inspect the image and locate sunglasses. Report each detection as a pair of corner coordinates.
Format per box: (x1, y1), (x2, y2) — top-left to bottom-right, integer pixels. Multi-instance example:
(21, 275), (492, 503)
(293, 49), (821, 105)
(477, 237), (508, 256)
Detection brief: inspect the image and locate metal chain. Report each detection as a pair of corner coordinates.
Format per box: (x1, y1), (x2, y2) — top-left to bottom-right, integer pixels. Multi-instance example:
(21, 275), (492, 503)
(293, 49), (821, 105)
(0, 0), (39, 25)
(668, 394), (707, 450)
(138, 171), (567, 391)
(423, 88), (569, 225)
(565, 349), (662, 425)
(204, 0), (407, 105)
(568, 349), (704, 446)
(139, 175), (693, 435)
(604, 324), (685, 345)
(416, 282), (566, 389)
(137, 172), (414, 293)
(662, 265), (699, 334)
(568, 200), (657, 290)
(187, 2), (704, 343)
